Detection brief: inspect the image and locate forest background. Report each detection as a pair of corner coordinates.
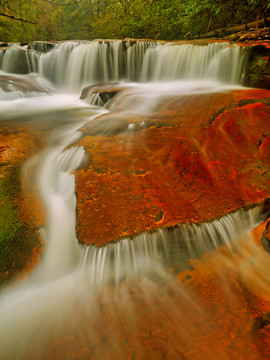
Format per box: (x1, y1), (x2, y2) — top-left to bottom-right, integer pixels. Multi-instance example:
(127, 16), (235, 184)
(0, 0), (270, 42)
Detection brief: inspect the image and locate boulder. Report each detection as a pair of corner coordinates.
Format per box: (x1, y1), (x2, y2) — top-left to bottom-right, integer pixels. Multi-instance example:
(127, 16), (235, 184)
(80, 82), (129, 105)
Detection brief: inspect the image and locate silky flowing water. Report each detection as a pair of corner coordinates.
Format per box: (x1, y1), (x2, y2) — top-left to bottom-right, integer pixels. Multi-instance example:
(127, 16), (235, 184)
(0, 41), (269, 359)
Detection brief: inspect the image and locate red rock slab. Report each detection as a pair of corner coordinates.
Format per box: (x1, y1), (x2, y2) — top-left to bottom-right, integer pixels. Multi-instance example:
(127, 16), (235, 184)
(75, 88), (270, 246)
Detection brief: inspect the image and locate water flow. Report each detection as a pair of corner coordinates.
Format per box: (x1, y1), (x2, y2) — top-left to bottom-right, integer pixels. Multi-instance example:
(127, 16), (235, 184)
(1, 44), (39, 74)
(0, 42), (269, 359)
(0, 41), (248, 92)
(141, 42), (247, 83)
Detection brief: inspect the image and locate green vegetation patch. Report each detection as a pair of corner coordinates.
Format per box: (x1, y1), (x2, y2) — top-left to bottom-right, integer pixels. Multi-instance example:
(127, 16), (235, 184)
(0, 164), (38, 286)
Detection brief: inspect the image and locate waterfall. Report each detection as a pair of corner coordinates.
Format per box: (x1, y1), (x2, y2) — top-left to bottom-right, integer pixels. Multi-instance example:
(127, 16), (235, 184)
(38, 40), (157, 90)
(0, 41), (248, 92)
(0, 39), (269, 360)
(1, 44), (39, 74)
(141, 42), (248, 84)
(29, 41), (56, 53)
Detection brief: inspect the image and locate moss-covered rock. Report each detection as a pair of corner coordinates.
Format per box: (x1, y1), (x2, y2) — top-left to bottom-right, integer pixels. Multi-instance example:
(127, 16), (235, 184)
(0, 130), (42, 285)
(0, 165), (39, 284)
(245, 45), (270, 88)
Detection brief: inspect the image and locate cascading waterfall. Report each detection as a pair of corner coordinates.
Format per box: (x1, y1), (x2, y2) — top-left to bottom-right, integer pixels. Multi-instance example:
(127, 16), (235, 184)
(1, 44), (39, 74)
(141, 42), (248, 83)
(0, 40), (248, 92)
(0, 40), (269, 360)
(29, 41), (56, 53)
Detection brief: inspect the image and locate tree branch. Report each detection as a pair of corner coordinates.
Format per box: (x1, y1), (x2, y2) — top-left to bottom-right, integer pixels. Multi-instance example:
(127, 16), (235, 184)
(46, 1), (64, 17)
(44, 0), (77, 6)
(240, 0), (264, 24)
(0, 12), (37, 24)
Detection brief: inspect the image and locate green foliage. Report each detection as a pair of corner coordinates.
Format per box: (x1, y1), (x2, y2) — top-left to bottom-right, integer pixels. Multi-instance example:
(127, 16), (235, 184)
(0, 0), (270, 42)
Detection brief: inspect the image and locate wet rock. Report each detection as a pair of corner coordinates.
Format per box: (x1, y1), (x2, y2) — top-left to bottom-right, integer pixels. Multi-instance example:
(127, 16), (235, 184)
(75, 88), (270, 246)
(0, 74), (53, 94)
(29, 41), (57, 53)
(80, 82), (128, 105)
(245, 45), (270, 88)
(261, 220), (270, 253)
(260, 198), (270, 220)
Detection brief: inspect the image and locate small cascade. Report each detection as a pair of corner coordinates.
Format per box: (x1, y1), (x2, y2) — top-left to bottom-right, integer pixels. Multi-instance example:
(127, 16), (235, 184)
(141, 42), (248, 83)
(1, 44), (39, 74)
(39, 41), (80, 87)
(17, 96), (108, 281)
(0, 88), (42, 101)
(126, 40), (155, 81)
(0, 73), (55, 101)
(86, 92), (105, 106)
(79, 206), (263, 286)
(36, 143), (85, 281)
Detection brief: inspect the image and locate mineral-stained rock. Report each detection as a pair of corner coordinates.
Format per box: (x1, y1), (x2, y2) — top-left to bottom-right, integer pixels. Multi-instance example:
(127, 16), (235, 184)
(75, 88), (270, 246)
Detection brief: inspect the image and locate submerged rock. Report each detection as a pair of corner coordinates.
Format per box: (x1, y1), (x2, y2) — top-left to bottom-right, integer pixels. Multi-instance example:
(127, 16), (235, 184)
(0, 73), (54, 96)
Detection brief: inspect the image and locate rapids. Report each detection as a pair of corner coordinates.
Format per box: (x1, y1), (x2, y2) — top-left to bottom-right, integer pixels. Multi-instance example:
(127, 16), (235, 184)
(0, 40), (269, 360)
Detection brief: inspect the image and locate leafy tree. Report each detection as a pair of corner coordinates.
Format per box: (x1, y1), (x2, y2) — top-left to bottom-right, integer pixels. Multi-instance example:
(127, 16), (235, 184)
(0, 0), (270, 41)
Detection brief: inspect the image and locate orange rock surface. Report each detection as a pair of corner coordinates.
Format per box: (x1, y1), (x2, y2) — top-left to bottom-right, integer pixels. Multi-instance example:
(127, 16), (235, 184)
(24, 228), (270, 360)
(76, 88), (270, 246)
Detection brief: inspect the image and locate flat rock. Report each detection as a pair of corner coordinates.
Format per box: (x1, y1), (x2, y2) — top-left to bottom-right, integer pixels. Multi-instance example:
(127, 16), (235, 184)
(75, 88), (270, 246)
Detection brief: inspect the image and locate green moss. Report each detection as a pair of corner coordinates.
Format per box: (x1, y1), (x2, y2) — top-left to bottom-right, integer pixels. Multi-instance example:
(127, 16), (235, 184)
(245, 46), (270, 88)
(0, 165), (38, 285)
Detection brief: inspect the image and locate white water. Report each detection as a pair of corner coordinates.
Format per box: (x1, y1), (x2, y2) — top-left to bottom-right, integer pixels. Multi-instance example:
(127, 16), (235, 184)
(141, 42), (247, 83)
(0, 40), (248, 93)
(0, 41), (269, 359)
